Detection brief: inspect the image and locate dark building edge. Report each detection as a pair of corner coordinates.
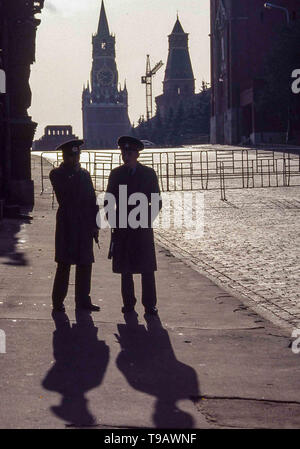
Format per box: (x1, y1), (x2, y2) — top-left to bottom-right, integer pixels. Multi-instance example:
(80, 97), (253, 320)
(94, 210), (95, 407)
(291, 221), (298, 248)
(0, 0), (44, 209)
(210, 0), (300, 146)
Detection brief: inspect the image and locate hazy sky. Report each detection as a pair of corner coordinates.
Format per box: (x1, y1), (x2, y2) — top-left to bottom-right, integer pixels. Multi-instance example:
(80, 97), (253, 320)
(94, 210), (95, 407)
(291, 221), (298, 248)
(29, 0), (211, 139)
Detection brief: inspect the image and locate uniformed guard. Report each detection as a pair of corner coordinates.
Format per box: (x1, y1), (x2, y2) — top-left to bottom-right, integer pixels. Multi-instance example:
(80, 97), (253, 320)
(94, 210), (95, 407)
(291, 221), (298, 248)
(105, 136), (162, 317)
(50, 139), (100, 313)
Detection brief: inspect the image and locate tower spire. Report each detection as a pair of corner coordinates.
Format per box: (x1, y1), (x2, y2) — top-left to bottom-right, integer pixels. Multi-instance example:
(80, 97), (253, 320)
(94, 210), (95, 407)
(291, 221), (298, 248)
(171, 15), (185, 34)
(97, 0), (110, 36)
(83, 0), (130, 148)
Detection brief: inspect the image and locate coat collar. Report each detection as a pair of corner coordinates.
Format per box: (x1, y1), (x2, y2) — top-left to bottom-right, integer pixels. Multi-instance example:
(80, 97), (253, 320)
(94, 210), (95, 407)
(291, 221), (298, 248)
(122, 161), (142, 172)
(60, 162), (81, 174)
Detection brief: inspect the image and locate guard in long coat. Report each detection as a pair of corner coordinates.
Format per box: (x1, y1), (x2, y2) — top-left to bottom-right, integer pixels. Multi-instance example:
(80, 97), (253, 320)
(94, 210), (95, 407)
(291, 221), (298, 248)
(49, 139), (100, 312)
(105, 136), (162, 316)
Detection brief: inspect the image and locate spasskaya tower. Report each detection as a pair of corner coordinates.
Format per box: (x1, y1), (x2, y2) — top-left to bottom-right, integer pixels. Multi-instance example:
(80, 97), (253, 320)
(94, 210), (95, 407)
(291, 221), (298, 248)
(82, 0), (131, 148)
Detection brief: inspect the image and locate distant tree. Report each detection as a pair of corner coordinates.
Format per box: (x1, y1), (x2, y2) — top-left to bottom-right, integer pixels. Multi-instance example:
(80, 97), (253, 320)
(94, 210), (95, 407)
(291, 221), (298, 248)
(136, 116), (150, 140)
(182, 86), (211, 140)
(164, 107), (175, 145)
(196, 88), (211, 136)
(133, 82), (211, 145)
(150, 109), (164, 145)
(169, 102), (185, 146)
(130, 124), (136, 137)
(182, 104), (196, 139)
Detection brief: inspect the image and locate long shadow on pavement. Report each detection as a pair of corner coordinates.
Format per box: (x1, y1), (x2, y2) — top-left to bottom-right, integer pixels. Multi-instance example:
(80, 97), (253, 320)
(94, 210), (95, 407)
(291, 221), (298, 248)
(42, 311), (109, 428)
(115, 316), (200, 428)
(0, 212), (32, 266)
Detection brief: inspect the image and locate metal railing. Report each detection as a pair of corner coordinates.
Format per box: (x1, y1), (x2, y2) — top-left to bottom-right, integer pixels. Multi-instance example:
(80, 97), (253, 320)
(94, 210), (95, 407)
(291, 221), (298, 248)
(93, 152), (114, 191)
(38, 148), (300, 204)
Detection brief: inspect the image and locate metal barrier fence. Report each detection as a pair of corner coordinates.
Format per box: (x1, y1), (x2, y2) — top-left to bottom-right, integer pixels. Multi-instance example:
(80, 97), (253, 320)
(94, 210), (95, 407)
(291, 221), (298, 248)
(38, 148), (300, 203)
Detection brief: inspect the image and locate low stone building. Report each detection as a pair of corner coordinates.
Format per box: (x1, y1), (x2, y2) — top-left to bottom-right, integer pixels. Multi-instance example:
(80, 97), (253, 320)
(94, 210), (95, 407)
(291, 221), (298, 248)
(32, 125), (78, 151)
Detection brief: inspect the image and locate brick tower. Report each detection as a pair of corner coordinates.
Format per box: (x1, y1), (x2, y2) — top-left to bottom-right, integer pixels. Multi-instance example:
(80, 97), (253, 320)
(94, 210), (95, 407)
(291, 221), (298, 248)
(155, 16), (196, 119)
(82, 1), (131, 149)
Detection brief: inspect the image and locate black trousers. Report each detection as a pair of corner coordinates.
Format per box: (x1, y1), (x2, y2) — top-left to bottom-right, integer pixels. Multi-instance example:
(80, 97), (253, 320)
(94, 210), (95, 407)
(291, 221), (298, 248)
(121, 272), (157, 311)
(52, 263), (92, 308)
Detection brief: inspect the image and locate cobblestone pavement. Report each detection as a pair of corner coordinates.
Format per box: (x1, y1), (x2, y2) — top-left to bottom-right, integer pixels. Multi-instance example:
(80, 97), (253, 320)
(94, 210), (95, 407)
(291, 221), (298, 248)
(155, 186), (300, 331)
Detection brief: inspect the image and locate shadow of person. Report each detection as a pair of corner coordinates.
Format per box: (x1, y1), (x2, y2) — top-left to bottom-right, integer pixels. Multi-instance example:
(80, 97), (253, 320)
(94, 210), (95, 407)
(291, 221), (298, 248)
(42, 311), (109, 428)
(0, 214), (31, 266)
(115, 318), (200, 428)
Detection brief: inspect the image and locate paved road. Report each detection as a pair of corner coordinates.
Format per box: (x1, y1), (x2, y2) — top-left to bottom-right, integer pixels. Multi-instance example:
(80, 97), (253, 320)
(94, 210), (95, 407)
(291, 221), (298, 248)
(0, 154), (300, 429)
(156, 186), (300, 331)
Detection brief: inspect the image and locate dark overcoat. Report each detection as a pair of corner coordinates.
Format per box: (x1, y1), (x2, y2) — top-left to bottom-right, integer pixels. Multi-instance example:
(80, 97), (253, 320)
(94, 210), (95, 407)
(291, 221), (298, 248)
(50, 163), (98, 265)
(106, 162), (162, 274)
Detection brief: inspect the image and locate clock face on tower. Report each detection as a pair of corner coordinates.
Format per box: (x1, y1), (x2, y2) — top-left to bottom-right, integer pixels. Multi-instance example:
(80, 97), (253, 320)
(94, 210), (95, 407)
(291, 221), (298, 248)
(97, 69), (114, 86)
